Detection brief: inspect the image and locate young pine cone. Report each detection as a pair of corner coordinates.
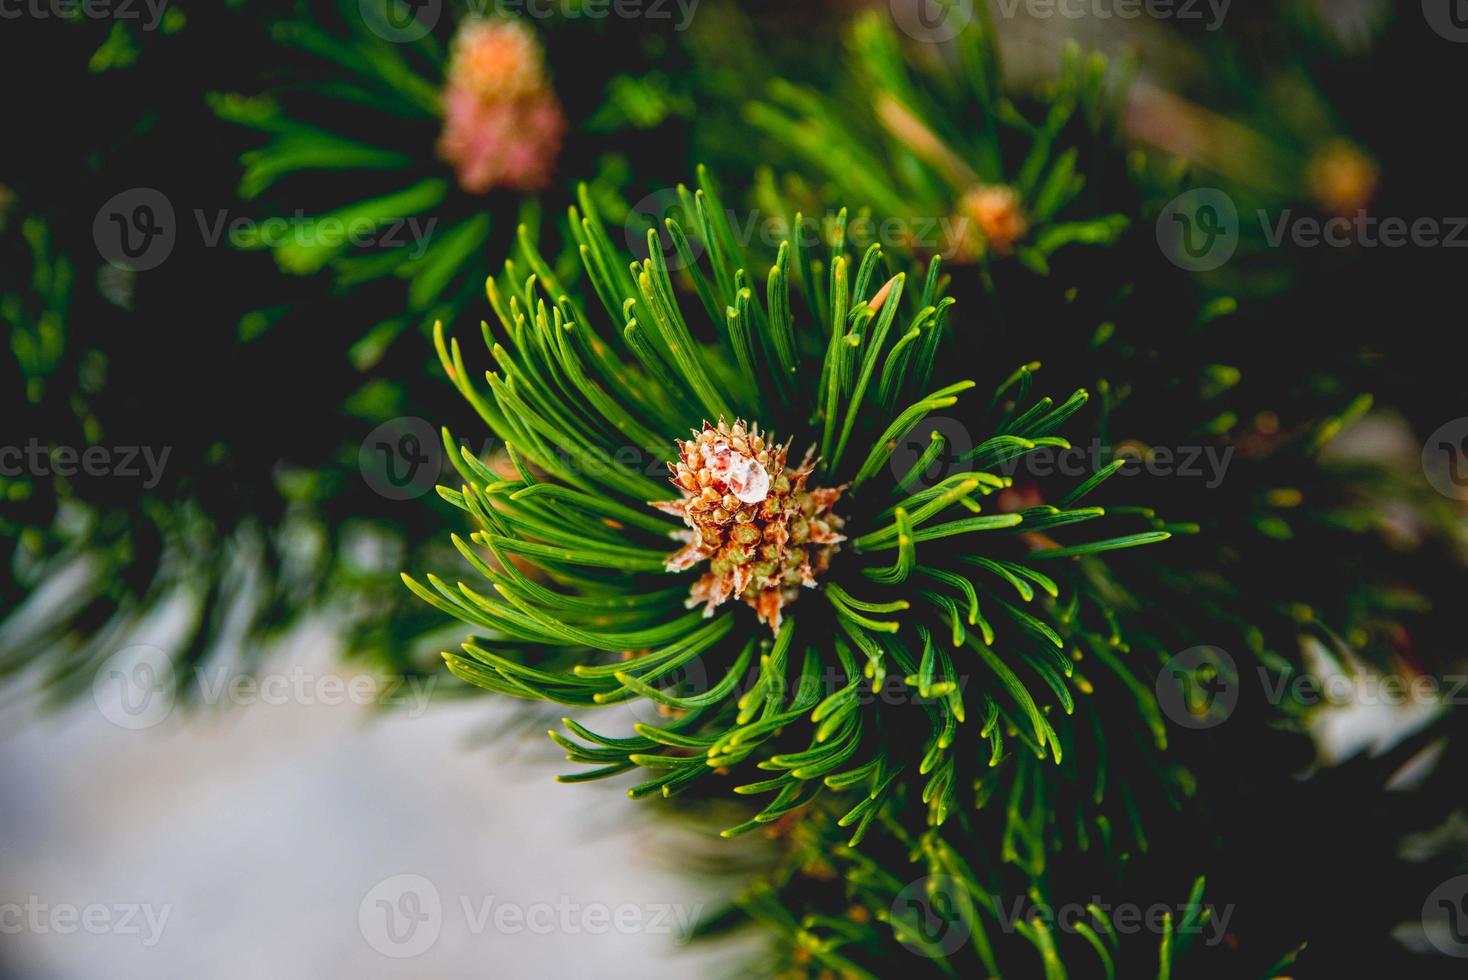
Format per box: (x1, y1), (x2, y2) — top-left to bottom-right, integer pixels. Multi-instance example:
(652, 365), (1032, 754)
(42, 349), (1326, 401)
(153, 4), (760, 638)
(652, 419), (846, 632)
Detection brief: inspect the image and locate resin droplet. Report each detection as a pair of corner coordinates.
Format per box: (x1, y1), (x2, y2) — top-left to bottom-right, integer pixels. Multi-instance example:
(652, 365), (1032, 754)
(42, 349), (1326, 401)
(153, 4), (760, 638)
(708, 446), (769, 504)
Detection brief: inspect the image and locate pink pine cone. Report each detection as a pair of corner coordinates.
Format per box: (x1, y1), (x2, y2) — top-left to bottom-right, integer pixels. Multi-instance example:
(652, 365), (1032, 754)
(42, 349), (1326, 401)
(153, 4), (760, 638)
(436, 82), (566, 194)
(446, 18), (545, 104)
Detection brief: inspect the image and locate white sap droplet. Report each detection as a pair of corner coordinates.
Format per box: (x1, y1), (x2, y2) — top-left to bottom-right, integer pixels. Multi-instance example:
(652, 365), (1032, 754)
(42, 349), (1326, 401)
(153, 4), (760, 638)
(726, 455), (770, 504)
